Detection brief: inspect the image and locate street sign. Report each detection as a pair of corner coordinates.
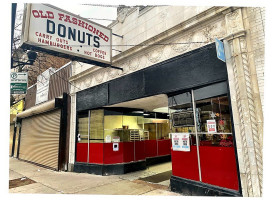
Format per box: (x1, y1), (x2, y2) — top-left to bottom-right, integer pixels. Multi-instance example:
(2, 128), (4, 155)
(215, 38), (226, 62)
(10, 72), (28, 94)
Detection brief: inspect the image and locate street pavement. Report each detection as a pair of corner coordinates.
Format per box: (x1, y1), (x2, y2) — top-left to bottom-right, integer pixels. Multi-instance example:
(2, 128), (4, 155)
(9, 157), (181, 196)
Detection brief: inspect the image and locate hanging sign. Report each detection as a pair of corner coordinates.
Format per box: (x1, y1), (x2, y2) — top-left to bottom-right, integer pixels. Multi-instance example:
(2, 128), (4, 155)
(207, 120), (217, 133)
(10, 72), (28, 94)
(171, 133), (190, 152)
(215, 38), (226, 62)
(21, 4), (112, 66)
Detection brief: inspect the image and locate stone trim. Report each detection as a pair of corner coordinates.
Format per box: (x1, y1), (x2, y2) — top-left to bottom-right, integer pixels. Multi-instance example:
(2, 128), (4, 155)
(239, 36), (263, 195)
(229, 39), (254, 196)
(225, 8), (263, 197)
(70, 7), (230, 89)
(224, 30), (246, 41)
(112, 6), (230, 63)
(138, 6), (154, 17)
(69, 65), (101, 82)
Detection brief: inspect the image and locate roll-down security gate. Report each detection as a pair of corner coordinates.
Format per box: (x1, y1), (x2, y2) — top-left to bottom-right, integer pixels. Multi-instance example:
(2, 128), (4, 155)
(19, 109), (61, 170)
(16, 94), (69, 171)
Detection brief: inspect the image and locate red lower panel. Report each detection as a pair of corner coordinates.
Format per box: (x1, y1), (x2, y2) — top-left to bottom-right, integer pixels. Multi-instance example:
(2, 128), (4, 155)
(158, 139), (171, 156)
(135, 141), (145, 161)
(199, 146), (239, 191)
(76, 143), (88, 163)
(103, 143), (124, 164)
(123, 142), (134, 163)
(144, 140), (157, 158)
(89, 143), (103, 164)
(171, 146), (200, 181)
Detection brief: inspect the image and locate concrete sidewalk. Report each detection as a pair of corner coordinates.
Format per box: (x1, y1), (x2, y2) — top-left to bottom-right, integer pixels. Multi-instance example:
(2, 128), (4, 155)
(9, 158), (181, 196)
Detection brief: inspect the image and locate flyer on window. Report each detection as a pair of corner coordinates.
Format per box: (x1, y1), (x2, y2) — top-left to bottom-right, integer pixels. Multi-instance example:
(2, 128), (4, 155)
(172, 133), (190, 152)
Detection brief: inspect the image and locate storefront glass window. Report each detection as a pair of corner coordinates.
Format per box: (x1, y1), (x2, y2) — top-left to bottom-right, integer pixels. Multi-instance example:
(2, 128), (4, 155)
(122, 114), (144, 142)
(144, 113), (157, 140)
(195, 96), (233, 147)
(157, 122), (170, 140)
(104, 111), (123, 142)
(169, 88), (239, 191)
(170, 103), (197, 145)
(75, 112), (89, 163)
(89, 109), (104, 143)
(78, 115), (89, 143)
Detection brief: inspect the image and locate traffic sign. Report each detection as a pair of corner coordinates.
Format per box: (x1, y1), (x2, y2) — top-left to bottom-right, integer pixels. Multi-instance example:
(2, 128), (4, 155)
(215, 38), (226, 62)
(10, 72), (28, 94)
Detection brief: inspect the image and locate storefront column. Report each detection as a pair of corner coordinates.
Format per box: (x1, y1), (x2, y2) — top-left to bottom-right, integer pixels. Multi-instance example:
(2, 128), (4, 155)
(224, 8), (263, 197)
(68, 93), (76, 171)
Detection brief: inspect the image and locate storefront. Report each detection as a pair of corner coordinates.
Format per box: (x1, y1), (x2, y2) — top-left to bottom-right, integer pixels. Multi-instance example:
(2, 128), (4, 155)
(65, 5), (265, 197)
(16, 96), (68, 171)
(72, 43), (241, 196)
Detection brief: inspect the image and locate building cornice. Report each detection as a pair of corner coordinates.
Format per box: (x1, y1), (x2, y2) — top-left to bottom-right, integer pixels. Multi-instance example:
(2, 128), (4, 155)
(70, 6), (234, 82)
(224, 30), (246, 41)
(69, 65), (101, 82)
(111, 6), (232, 64)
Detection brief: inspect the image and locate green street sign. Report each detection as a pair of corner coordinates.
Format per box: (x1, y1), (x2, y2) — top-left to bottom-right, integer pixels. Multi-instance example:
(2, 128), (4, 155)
(10, 72), (28, 94)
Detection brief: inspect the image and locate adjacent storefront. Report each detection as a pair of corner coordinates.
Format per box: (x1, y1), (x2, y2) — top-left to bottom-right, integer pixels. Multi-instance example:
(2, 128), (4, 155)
(14, 63), (72, 171)
(17, 103), (62, 170)
(10, 99), (24, 157)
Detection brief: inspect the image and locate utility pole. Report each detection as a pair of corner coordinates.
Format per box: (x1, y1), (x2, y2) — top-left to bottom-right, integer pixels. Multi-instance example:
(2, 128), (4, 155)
(11, 3), (17, 69)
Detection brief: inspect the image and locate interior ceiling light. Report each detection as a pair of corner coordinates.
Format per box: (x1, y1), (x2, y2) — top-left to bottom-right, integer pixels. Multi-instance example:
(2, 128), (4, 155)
(132, 111), (144, 113)
(153, 107), (169, 113)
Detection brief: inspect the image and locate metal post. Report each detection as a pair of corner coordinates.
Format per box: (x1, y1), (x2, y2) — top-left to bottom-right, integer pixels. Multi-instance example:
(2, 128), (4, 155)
(11, 3), (17, 69)
(87, 110), (91, 163)
(156, 113), (158, 156)
(191, 89), (202, 182)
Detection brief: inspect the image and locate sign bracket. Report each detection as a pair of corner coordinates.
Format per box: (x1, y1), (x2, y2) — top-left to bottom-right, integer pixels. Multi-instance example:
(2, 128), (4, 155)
(107, 65), (123, 71)
(112, 33), (123, 38)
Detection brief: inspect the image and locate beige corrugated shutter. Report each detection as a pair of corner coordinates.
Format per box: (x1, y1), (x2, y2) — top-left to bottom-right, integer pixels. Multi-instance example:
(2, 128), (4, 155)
(9, 124), (15, 156)
(19, 109), (61, 170)
(13, 126), (20, 158)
